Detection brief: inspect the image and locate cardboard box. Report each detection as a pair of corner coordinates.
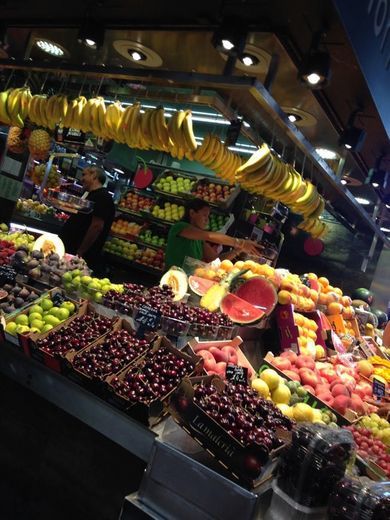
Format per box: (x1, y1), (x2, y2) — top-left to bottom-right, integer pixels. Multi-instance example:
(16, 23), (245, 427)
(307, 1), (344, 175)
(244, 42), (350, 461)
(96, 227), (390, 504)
(29, 301), (118, 373)
(168, 375), (287, 488)
(106, 336), (202, 426)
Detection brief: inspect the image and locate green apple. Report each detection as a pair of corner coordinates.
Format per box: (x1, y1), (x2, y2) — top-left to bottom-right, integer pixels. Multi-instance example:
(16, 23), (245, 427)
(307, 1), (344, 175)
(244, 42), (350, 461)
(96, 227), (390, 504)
(61, 301), (75, 314)
(5, 322), (18, 335)
(30, 319), (45, 330)
(15, 314), (29, 326)
(43, 315), (60, 327)
(94, 291), (103, 303)
(29, 327), (40, 333)
(56, 308), (70, 321)
(29, 304), (43, 315)
(41, 298), (54, 311)
(48, 307), (61, 318)
(88, 281), (101, 291)
(16, 324), (30, 334)
(42, 324), (53, 333)
(62, 272), (73, 283)
(29, 312), (43, 323)
(72, 276), (81, 287)
(81, 275), (92, 285)
(71, 269), (81, 278)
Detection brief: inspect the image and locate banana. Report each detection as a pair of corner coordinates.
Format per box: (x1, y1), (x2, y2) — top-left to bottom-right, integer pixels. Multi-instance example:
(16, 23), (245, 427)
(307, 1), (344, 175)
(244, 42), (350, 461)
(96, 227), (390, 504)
(207, 139), (225, 169)
(236, 143), (271, 177)
(0, 90), (12, 125)
(63, 98), (78, 128)
(262, 160), (289, 195)
(306, 196), (325, 220)
(80, 98), (93, 133)
(37, 96), (51, 128)
(201, 135), (220, 165)
(7, 88), (24, 127)
(175, 110), (188, 151)
(239, 155), (275, 189)
(194, 134), (211, 162)
(94, 97), (106, 138)
(266, 166), (294, 199)
(119, 104), (134, 144)
(105, 101), (122, 140)
(167, 110), (180, 149)
(181, 110), (197, 152)
(57, 95), (68, 125)
(140, 109), (154, 148)
(19, 88), (32, 120)
(154, 106), (170, 150)
(150, 109), (166, 151)
(129, 103), (141, 148)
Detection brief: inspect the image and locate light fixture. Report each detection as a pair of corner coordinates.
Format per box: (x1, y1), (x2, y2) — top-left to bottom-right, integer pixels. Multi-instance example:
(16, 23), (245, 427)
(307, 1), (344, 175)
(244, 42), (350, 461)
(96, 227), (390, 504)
(386, 204), (390, 209)
(240, 53), (259, 67)
(338, 108), (367, 152)
(78, 17), (105, 48)
(212, 20), (247, 57)
(36, 39), (65, 57)
(380, 227), (390, 232)
(372, 182), (379, 188)
(129, 49), (146, 61)
(288, 114), (298, 123)
(341, 179), (347, 185)
(298, 31), (331, 89)
(316, 147), (338, 160)
(355, 197), (371, 205)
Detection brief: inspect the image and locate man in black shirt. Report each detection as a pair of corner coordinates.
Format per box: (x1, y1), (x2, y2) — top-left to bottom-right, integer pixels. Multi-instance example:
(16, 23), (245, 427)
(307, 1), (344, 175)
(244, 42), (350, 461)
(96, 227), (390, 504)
(60, 166), (115, 271)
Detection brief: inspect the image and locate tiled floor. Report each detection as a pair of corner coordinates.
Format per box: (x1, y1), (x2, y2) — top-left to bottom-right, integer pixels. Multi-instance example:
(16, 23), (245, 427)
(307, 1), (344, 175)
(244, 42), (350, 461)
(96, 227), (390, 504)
(0, 374), (146, 520)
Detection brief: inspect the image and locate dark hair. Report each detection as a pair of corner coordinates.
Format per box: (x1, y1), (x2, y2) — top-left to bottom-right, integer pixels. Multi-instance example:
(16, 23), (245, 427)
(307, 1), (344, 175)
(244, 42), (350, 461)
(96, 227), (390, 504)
(183, 198), (210, 222)
(89, 166), (106, 185)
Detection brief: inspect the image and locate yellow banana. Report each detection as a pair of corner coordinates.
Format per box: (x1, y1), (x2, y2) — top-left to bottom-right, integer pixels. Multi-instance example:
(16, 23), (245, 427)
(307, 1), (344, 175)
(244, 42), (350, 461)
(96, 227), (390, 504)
(0, 90), (12, 125)
(194, 134), (211, 162)
(181, 110), (197, 152)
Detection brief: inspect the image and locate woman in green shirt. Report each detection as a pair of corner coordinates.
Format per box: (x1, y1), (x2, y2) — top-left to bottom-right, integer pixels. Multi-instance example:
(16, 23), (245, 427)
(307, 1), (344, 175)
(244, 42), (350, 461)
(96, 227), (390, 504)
(165, 199), (261, 269)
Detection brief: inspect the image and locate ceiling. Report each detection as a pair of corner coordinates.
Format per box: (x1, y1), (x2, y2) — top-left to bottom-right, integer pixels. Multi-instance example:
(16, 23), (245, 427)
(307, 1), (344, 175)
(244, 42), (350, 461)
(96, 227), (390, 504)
(0, 0), (389, 235)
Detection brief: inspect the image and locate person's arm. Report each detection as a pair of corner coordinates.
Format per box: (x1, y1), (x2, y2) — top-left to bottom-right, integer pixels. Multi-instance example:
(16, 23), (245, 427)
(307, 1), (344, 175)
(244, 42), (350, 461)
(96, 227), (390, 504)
(179, 225), (261, 257)
(77, 216), (104, 256)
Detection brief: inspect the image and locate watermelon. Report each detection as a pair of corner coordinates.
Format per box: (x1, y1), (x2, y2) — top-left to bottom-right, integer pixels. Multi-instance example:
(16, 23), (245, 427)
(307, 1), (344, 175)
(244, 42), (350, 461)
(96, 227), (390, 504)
(371, 308), (388, 327)
(220, 293), (265, 324)
(352, 288), (374, 305)
(188, 275), (217, 296)
(234, 276), (277, 316)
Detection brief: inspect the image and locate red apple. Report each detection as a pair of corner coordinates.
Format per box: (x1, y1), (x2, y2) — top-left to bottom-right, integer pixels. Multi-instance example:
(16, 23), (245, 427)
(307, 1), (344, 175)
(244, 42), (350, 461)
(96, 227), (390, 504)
(317, 392), (334, 407)
(296, 355), (315, 370)
(204, 357), (217, 372)
(283, 370), (301, 382)
(321, 369), (339, 383)
(280, 351), (298, 364)
(331, 383), (350, 398)
(209, 347), (228, 364)
(272, 356), (292, 371)
(215, 361), (227, 377)
(332, 395), (351, 415)
(299, 368), (319, 388)
(197, 349), (213, 361)
(221, 346), (238, 365)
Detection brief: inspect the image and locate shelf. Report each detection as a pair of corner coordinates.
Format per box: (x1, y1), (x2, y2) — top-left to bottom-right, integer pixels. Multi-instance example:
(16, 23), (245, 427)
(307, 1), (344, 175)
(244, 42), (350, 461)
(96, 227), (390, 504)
(0, 342), (156, 462)
(104, 251), (163, 277)
(108, 233), (166, 252)
(12, 213), (64, 235)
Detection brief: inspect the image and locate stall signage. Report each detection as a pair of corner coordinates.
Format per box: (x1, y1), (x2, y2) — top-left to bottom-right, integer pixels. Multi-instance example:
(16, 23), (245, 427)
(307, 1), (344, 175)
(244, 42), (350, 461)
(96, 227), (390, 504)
(372, 376), (386, 398)
(334, 0), (390, 137)
(135, 305), (161, 337)
(226, 364), (248, 385)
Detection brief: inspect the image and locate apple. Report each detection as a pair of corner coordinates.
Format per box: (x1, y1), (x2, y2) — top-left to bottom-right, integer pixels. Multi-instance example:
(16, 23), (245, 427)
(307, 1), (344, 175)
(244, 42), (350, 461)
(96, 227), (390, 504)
(317, 392), (334, 407)
(302, 385), (316, 394)
(315, 383), (330, 395)
(321, 368), (339, 383)
(331, 383), (350, 398)
(215, 361), (227, 377)
(295, 355), (315, 370)
(280, 350), (298, 364)
(299, 368), (319, 388)
(332, 395), (351, 415)
(209, 347), (228, 364)
(339, 373), (356, 391)
(283, 370), (301, 382)
(272, 356), (292, 371)
(221, 346), (238, 365)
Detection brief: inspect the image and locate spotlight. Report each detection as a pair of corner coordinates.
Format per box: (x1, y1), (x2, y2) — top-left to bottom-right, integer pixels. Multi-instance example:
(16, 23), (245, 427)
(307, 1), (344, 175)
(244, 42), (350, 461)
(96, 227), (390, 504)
(341, 179), (347, 185)
(128, 49), (146, 62)
(36, 39), (65, 57)
(212, 20), (247, 57)
(338, 109), (366, 152)
(298, 31), (331, 89)
(316, 147), (338, 160)
(78, 17), (105, 48)
(355, 197), (371, 205)
(240, 53), (259, 67)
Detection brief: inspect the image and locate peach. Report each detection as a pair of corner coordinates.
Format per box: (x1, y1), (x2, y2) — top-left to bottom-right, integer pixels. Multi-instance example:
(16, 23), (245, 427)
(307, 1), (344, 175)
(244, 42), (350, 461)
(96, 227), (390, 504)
(197, 349), (213, 360)
(339, 373), (356, 391)
(280, 350), (298, 364)
(296, 355), (315, 370)
(204, 357), (217, 371)
(317, 392), (334, 407)
(221, 346), (238, 365)
(330, 378), (343, 389)
(316, 383), (330, 395)
(209, 347), (228, 364)
(331, 383), (350, 398)
(302, 385), (316, 394)
(332, 395), (351, 415)
(349, 394), (366, 415)
(355, 381), (373, 398)
(321, 369), (339, 383)
(283, 370), (301, 382)
(215, 361), (227, 377)
(299, 368), (319, 388)
(272, 356), (292, 371)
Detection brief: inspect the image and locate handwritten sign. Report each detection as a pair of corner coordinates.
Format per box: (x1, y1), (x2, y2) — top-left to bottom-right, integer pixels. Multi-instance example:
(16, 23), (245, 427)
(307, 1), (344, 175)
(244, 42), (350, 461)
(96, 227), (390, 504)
(226, 364), (248, 385)
(135, 305), (161, 338)
(373, 377), (386, 399)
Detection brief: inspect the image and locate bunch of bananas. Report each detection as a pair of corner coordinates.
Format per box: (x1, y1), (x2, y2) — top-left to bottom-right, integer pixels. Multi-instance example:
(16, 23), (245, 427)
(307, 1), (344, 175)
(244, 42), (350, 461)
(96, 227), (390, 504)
(236, 143), (326, 237)
(0, 87), (32, 127)
(194, 134), (243, 183)
(29, 93), (69, 129)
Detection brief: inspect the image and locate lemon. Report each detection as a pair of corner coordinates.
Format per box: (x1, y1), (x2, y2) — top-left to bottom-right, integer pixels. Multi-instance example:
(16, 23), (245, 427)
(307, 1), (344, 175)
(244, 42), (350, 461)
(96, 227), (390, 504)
(276, 403), (294, 419)
(292, 403), (314, 422)
(260, 369), (281, 390)
(271, 384), (291, 405)
(251, 378), (270, 398)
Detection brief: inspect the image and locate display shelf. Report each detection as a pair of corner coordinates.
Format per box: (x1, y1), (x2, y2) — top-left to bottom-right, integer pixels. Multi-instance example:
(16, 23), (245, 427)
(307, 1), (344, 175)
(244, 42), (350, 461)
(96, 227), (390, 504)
(11, 212), (64, 235)
(104, 251), (163, 277)
(0, 342), (156, 462)
(109, 233), (165, 252)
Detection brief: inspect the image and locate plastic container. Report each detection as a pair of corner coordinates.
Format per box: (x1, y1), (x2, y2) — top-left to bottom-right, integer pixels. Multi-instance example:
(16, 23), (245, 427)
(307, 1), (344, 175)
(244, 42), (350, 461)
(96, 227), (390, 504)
(159, 315), (190, 337)
(328, 478), (390, 519)
(189, 322), (218, 340)
(265, 481), (327, 520)
(276, 423), (355, 508)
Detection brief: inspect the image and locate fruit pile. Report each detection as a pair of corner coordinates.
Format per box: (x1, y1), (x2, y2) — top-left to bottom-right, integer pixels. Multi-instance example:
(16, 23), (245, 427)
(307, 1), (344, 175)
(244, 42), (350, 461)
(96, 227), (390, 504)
(0, 240), (16, 265)
(193, 258), (277, 283)
(16, 199), (55, 216)
(317, 276), (355, 319)
(118, 192), (153, 213)
(154, 173), (195, 194)
(104, 238), (139, 260)
(367, 356), (390, 383)
(293, 311), (322, 357)
(110, 219), (142, 237)
(196, 345), (254, 379)
(0, 265), (17, 286)
(138, 229), (166, 248)
(277, 273), (318, 312)
(151, 202), (185, 222)
(72, 328), (149, 380)
(62, 271), (123, 303)
(345, 425), (390, 477)
(192, 181), (235, 205)
(110, 345), (195, 404)
(37, 314), (113, 357)
(0, 227), (35, 252)
(30, 163), (61, 188)
(5, 297), (76, 336)
(0, 281), (40, 314)
(0, 87), (31, 128)
(136, 247), (165, 271)
(206, 212), (230, 232)
(359, 413), (390, 446)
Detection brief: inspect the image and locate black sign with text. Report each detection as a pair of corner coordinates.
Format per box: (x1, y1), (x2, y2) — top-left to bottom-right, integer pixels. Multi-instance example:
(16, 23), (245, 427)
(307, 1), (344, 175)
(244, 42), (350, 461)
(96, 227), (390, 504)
(135, 305), (161, 338)
(226, 364), (248, 385)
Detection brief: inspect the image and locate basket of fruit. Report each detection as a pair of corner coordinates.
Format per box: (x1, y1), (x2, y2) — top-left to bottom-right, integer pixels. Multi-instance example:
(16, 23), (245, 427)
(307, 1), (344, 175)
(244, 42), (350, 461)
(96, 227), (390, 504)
(207, 211), (234, 233)
(118, 189), (154, 216)
(146, 200), (186, 224)
(191, 179), (240, 210)
(110, 217), (143, 240)
(138, 226), (167, 249)
(152, 170), (197, 198)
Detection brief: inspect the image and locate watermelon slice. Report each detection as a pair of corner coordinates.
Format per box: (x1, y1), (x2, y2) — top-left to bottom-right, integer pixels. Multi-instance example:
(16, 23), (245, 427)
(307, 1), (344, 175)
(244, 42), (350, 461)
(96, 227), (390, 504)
(188, 275), (217, 296)
(234, 276), (277, 316)
(220, 293), (265, 324)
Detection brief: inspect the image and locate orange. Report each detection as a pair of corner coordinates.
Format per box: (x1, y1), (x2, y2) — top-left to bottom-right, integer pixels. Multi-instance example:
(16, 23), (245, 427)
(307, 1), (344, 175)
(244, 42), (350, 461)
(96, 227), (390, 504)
(243, 260), (257, 271)
(309, 289), (319, 302)
(297, 325), (304, 336)
(327, 302), (343, 315)
(334, 287), (343, 296)
(261, 264), (275, 278)
(326, 291), (340, 303)
(307, 272), (318, 280)
(290, 293), (298, 306)
(280, 279), (296, 292)
(294, 313), (304, 326)
(220, 259), (234, 272)
(318, 276), (329, 288)
(308, 329), (317, 341)
(235, 260), (244, 270)
(278, 290), (292, 305)
(341, 296), (352, 307)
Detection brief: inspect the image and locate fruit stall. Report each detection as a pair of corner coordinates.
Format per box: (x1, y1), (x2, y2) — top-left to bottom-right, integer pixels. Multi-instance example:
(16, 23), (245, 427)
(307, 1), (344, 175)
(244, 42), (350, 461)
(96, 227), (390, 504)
(0, 220), (389, 519)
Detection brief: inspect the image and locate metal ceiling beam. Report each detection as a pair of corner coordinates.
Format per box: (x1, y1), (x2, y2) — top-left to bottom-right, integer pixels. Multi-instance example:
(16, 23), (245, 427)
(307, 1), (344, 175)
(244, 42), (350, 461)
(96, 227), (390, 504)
(0, 58), (388, 246)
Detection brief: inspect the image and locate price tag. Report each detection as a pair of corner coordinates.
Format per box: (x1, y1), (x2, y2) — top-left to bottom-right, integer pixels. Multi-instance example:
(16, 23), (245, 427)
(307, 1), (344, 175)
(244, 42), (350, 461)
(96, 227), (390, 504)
(135, 305), (161, 338)
(372, 377), (386, 399)
(226, 364), (248, 385)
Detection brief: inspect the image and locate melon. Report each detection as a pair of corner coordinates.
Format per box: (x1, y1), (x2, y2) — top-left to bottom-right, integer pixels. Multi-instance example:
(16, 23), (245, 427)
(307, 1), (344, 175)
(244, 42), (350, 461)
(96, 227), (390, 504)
(351, 299), (371, 311)
(188, 275), (217, 296)
(234, 276), (277, 316)
(220, 293), (265, 324)
(371, 308), (388, 327)
(352, 288), (374, 305)
(160, 267), (188, 301)
(33, 234), (65, 258)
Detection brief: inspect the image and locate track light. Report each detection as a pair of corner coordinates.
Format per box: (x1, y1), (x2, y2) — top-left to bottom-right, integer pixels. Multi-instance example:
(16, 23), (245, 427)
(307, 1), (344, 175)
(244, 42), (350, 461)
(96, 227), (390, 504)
(78, 17), (105, 48)
(338, 109), (366, 152)
(128, 49), (146, 62)
(212, 20), (247, 57)
(240, 53), (259, 67)
(298, 31), (331, 89)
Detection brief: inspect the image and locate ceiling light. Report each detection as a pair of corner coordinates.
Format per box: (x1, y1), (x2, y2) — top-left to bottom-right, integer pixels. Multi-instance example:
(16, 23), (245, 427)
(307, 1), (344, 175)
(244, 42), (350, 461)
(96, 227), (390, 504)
(299, 50), (331, 89)
(288, 114), (298, 123)
(240, 53), (259, 67)
(36, 39), (65, 57)
(372, 182), (379, 188)
(316, 147), (338, 160)
(341, 179), (347, 185)
(85, 39), (95, 47)
(355, 197), (371, 205)
(338, 108), (367, 152)
(380, 227), (390, 232)
(222, 39), (234, 51)
(129, 49), (146, 61)
(212, 21), (247, 57)
(386, 204), (390, 209)
(307, 72), (321, 85)
(78, 18), (105, 48)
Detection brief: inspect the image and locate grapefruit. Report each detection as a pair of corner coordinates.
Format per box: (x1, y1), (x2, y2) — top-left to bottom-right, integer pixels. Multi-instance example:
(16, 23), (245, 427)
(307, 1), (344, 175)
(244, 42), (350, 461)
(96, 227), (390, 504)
(220, 293), (265, 324)
(188, 275), (217, 296)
